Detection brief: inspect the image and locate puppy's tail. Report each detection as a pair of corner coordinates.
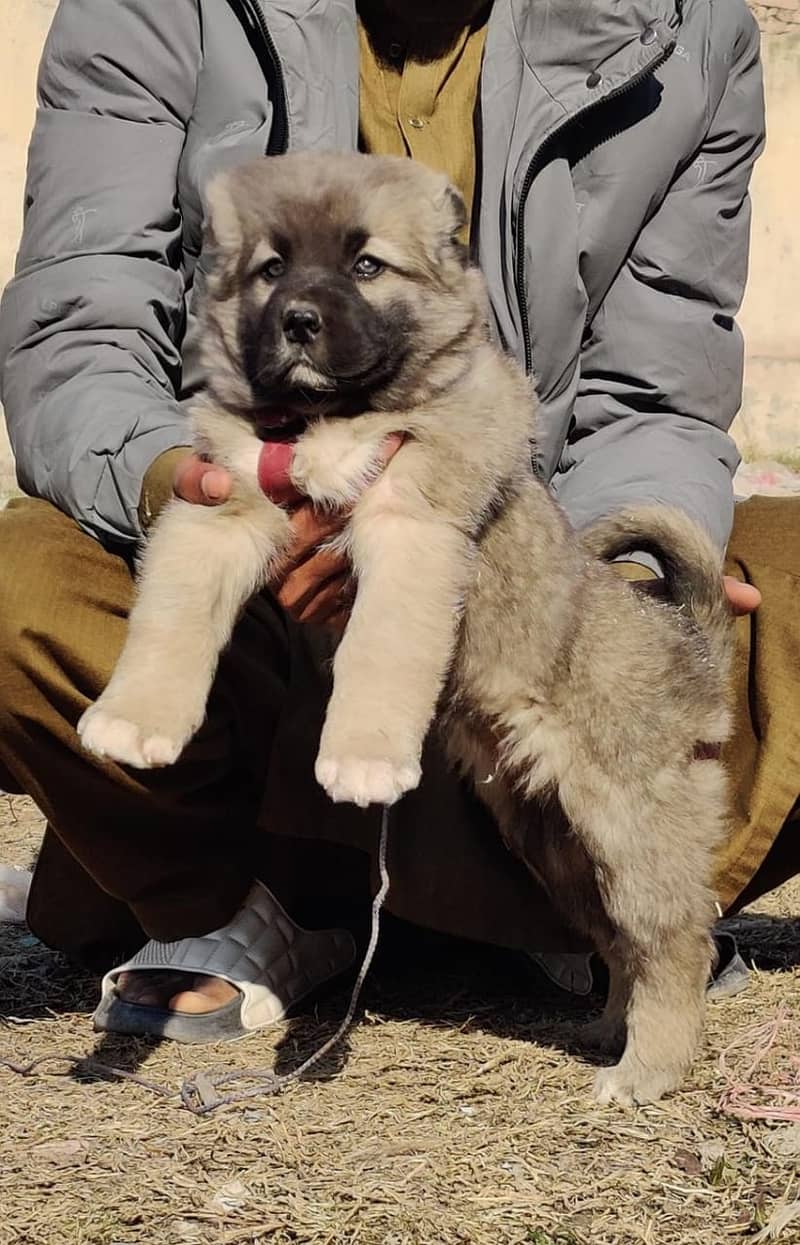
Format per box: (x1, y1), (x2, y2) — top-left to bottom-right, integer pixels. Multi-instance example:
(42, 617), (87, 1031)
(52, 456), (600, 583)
(582, 505), (732, 669)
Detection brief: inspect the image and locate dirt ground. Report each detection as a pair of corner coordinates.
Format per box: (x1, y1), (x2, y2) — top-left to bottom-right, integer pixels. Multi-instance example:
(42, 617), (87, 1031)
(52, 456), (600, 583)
(1, 793), (799, 1245)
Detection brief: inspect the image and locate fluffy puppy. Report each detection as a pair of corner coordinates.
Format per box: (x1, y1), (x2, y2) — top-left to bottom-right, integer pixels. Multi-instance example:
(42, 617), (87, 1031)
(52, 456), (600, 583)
(79, 152), (733, 1105)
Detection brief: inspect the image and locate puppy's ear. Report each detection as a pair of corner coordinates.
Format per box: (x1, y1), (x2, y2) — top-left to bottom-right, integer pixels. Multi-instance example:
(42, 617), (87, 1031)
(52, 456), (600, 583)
(434, 183), (469, 268)
(205, 173), (243, 254)
(439, 184), (468, 236)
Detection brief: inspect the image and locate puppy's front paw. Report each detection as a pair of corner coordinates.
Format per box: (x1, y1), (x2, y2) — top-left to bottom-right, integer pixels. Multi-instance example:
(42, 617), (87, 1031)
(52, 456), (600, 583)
(291, 431), (382, 510)
(78, 700), (195, 769)
(315, 752), (421, 808)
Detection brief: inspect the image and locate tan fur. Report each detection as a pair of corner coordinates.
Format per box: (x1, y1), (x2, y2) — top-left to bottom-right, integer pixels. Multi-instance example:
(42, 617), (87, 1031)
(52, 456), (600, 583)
(78, 153), (734, 1105)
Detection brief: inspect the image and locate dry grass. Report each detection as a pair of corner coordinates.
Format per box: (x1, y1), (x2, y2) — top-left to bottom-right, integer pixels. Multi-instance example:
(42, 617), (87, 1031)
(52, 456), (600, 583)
(2, 793), (800, 1245)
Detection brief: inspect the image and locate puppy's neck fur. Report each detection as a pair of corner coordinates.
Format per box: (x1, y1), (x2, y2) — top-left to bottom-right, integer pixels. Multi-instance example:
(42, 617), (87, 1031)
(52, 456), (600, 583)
(372, 311), (490, 413)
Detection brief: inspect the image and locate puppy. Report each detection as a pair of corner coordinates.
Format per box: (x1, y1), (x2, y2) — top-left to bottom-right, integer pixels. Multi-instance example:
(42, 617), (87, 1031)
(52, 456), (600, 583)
(79, 152), (733, 1105)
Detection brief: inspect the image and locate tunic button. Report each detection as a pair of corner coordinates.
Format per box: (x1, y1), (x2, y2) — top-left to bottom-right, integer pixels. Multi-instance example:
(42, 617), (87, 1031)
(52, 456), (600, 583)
(389, 42), (404, 59)
(408, 116), (425, 129)
(640, 24), (658, 44)
(585, 70), (602, 88)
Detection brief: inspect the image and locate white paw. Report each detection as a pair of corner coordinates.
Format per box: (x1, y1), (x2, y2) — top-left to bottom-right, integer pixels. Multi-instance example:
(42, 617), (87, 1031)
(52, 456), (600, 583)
(78, 704), (187, 769)
(291, 435), (380, 509)
(592, 1061), (679, 1106)
(315, 754), (421, 808)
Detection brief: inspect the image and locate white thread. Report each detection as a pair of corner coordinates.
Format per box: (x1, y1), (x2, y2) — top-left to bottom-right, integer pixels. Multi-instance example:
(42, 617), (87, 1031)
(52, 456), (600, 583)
(266, 803), (391, 1089)
(180, 804), (392, 1112)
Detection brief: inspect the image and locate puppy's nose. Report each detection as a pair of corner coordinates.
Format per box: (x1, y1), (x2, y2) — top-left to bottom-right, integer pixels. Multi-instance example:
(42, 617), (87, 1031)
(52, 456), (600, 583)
(283, 304), (322, 345)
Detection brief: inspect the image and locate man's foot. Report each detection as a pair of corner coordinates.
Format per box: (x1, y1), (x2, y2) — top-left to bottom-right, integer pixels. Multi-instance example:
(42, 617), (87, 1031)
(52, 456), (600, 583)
(707, 932), (750, 1000)
(526, 932), (750, 1000)
(526, 950), (596, 995)
(93, 880), (357, 1043)
(116, 970), (239, 1014)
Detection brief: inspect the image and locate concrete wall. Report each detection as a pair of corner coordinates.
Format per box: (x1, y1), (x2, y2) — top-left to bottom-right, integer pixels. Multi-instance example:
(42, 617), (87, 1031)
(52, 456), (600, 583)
(735, 11), (800, 460)
(0, 0), (58, 495)
(0, 1), (57, 292)
(0, 0), (797, 494)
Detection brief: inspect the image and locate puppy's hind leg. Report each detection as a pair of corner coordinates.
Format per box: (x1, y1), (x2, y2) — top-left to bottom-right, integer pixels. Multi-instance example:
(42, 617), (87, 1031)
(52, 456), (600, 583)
(551, 767), (720, 1105)
(583, 945), (630, 1057)
(585, 799), (716, 1105)
(592, 923), (711, 1106)
(79, 494), (291, 769)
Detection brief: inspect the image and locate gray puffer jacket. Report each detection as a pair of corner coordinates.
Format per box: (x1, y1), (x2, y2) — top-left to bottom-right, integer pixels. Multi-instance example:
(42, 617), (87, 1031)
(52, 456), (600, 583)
(0, 0), (764, 549)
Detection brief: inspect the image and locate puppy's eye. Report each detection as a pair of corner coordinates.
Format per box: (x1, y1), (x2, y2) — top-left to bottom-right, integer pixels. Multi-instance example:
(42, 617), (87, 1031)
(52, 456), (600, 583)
(353, 254), (384, 280)
(260, 257), (286, 280)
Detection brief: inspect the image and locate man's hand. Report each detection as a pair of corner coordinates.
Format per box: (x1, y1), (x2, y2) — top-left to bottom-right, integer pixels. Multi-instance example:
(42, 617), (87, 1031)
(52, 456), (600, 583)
(723, 576), (760, 616)
(173, 454), (232, 505)
(173, 435), (402, 627)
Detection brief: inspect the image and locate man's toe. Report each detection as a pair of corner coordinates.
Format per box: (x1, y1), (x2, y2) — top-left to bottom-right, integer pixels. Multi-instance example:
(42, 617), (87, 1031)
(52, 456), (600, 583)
(167, 975), (240, 1015)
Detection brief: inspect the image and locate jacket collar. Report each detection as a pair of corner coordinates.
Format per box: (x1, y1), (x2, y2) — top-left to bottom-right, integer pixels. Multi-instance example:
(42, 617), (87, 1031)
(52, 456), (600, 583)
(495, 0), (681, 174)
(510, 0), (681, 102)
(474, 0), (680, 366)
(244, 1), (681, 158)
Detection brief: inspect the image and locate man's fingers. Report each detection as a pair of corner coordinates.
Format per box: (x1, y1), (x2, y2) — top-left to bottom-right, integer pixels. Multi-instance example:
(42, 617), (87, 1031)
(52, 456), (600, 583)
(199, 470), (230, 503)
(297, 574), (352, 625)
(289, 501), (347, 552)
(312, 603), (351, 633)
(278, 570), (351, 624)
(723, 575), (761, 616)
(276, 551), (350, 614)
(266, 433), (403, 622)
(174, 455), (232, 506)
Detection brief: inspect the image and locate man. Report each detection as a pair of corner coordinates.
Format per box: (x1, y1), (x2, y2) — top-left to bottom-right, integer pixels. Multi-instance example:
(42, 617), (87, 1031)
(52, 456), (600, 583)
(0, 0), (796, 1040)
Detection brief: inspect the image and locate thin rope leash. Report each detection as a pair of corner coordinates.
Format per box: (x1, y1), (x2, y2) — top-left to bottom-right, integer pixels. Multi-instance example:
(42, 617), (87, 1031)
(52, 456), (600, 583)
(179, 802), (392, 1114)
(181, 801), (393, 1115)
(1, 805), (392, 1117)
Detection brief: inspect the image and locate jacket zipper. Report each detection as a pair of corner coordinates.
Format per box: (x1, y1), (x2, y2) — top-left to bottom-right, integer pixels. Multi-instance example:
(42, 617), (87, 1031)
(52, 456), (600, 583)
(514, 43), (674, 376)
(226, 0), (290, 154)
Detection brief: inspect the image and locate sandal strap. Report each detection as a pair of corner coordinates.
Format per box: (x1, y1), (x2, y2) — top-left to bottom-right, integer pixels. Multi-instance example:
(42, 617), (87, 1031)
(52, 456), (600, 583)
(102, 881), (355, 1030)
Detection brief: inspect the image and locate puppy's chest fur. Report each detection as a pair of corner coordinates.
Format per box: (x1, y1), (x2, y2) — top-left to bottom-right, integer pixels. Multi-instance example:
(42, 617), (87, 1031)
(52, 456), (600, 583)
(197, 340), (728, 828)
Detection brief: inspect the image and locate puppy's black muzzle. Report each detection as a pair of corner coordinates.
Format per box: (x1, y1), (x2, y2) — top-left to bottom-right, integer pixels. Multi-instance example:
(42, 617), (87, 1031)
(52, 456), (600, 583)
(243, 271), (409, 415)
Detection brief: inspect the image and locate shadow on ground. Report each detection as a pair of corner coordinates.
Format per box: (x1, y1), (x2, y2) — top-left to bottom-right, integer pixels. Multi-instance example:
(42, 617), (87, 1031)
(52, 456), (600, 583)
(4, 906), (798, 1100)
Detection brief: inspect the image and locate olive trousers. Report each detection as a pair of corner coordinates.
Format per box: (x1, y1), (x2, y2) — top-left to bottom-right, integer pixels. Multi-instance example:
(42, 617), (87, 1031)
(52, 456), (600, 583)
(0, 495), (797, 967)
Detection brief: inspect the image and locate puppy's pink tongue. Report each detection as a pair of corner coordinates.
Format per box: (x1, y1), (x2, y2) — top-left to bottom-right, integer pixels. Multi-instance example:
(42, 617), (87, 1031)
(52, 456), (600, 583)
(257, 440), (301, 505)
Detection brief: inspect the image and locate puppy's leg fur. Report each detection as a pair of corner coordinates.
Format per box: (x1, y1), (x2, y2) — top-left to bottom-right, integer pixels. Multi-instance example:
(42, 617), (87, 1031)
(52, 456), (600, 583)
(525, 796), (713, 1102)
(558, 772), (721, 1105)
(316, 473), (474, 808)
(78, 492), (291, 768)
(592, 924), (711, 1106)
(286, 419), (476, 808)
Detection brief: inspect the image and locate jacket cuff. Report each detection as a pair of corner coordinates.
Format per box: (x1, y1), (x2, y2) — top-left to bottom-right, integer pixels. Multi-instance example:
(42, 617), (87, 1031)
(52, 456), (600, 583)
(138, 446), (193, 530)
